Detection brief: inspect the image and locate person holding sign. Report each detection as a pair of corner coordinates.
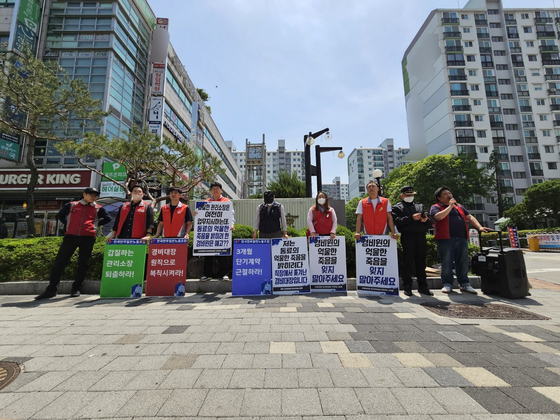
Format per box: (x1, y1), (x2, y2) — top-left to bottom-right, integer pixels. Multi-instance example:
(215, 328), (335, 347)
(107, 185), (154, 242)
(391, 186), (433, 297)
(35, 187), (112, 300)
(307, 191), (337, 240)
(252, 190), (289, 239)
(200, 182), (235, 281)
(430, 186), (491, 294)
(154, 186), (193, 239)
(355, 180), (398, 241)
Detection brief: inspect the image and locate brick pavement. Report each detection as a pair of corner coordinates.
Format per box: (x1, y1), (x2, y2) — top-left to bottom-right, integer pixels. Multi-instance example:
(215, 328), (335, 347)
(1, 289), (560, 419)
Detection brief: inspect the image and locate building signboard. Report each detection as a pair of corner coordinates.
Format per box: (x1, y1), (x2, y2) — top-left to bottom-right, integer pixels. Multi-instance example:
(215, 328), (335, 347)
(0, 132), (21, 162)
(0, 169), (91, 190)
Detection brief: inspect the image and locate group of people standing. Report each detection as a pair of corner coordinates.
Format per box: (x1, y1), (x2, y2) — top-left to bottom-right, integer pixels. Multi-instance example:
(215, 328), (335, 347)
(33, 178), (491, 301)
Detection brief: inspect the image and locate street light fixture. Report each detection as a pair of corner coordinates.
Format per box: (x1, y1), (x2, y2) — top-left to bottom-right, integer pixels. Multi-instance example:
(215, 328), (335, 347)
(304, 128), (329, 197)
(315, 145), (344, 193)
(372, 169), (384, 197)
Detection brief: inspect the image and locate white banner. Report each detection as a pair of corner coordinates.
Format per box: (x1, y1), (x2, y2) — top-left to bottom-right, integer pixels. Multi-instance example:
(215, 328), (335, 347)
(356, 235), (399, 296)
(309, 236), (347, 292)
(271, 237), (310, 294)
(149, 97), (163, 123)
(100, 181), (126, 199)
(193, 201), (233, 256)
(151, 63), (165, 96)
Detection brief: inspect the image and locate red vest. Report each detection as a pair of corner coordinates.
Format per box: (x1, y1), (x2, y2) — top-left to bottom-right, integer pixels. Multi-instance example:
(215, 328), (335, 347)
(65, 201), (101, 237)
(312, 207), (333, 234)
(116, 201), (148, 239)
(206, 196), (229, 202)
(432, 202), (469, 240)
(162, 202), (189, 238)
(362, 197), (389, 235)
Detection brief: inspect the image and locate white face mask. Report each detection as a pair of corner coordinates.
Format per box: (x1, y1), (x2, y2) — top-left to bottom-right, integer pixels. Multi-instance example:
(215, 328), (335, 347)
(403, 196), (414, 203)
(317, 198), (326, 205)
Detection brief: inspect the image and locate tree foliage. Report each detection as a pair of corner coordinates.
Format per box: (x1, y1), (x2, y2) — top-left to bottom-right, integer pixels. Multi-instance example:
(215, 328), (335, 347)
(58, 125), (225, 203)
(0, 49), (106, 236)
(266, 170), (306, 198)
(345, 195), (366, 230)
(382, 154), (493, 210)
(523, 179), (560, 226)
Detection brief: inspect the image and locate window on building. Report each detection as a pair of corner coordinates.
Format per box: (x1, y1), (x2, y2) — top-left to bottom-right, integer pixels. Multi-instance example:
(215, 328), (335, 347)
(496, 64), (508, 70)
(475, 115), (484, 121)
(526, 41), (534, 47)
(468, 69), (477, 76)
(515, 188), (527, 195)
(463, 27), (471, 33)
(494, 50), (506, 56)
(467, 55), (476, 62)
(508, 139), (521, 146)
(461, 14), (469, 19)
(503, 108), (516, 114)
(543, 130), (551, 136)
(536, 99), (546, 105)
(524, 27), (532, 33)
(498, 79), (511, 85)
(528, 55), (538, 62)
(465, 41), (473, 47)
(513, 172), (527, 178)
(473, 99), (482, 105)
(521, 13), (529, 19)
(490, 22), (501, 28)
(492, 36), (504, 42)
(545, 145), (555, 153)
(470, 84), (480, 91)
(531, 69), (541, 76)
(477, 131), (487, 138)
(548, 162), (558, 169)
(501, 93), (514, 100)
(506, 124), (519, 130)
(510, 155), (524, 162)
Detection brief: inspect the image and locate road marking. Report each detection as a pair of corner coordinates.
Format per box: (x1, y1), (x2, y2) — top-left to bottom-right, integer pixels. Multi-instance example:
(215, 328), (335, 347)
(527, 268), (560, 274)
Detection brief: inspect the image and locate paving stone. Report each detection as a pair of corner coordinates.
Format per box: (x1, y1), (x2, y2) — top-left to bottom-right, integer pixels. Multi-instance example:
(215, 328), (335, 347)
(298, 368), (334, 387)
(77, 390), (136, 418)
(282, 389), (322, 416)
(311, 353), (343, 368)
(393, 353), (435, 368)
(270, 341), (296, 354)
(89, 371), (140, 391)
(123, 370), (169, 390)
(229, 369), (265, 389)
(486, 367), (543, 387)
(158, 369), (202, 389)
(161, 355), (198, 370)
(427, 387), (488, 414)
(264, 368), (299, 388)
(156, 388), (208, 417)
(360, 367), (404, 388)
(391, 367), (440, 387)
(191, 354), (226, 369)
(240, 389), (282, 416)
(193, 368), (233, 388)
(422, 353), (465, 367)
(1, 371), (45, 392)
(282, 353), (313, 368)
(462, 388), (528, 414)
(32, 391), (90, 419)
(0, 391), (63, 419)
(338, 353), (373, 368)
(320, 341), (349, 354)
(15, 370), (74, 392)
(500, 387), (560, 413)
(345, 340), (376, 353)
(390, 387), (447, 415)
(369, 341), (402, 353)
(533, 353), (560, 367)
(216, 342), (245, 354)
(522, 368), (560, 386)
(252, 354), (282, 368)
(296, 342), (324, 354)
(423, 367), (475, 387)
(454, 367), (512, 387)
(328, 368), (370, 387)
(116, 389), (172, 417)
(221, 354), (254, 369)
(198, 389), (244, 417)
(243, 342), (271, 354)
(318, 388), (364, 415)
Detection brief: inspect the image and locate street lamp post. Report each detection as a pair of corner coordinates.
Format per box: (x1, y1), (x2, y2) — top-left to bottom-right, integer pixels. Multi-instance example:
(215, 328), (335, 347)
(315, 146), (344, 193)
(304, 128), (329, 197)
(372, 168), (384, 197)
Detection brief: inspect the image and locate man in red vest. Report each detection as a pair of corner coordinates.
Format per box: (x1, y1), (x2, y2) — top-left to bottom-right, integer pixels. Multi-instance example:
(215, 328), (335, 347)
(35, 187), (112, 300)
(430, 186), (491, 294)
(107, 185), (154, 242)
(355, 180), (398, 241)
(154, 186), (193, 239)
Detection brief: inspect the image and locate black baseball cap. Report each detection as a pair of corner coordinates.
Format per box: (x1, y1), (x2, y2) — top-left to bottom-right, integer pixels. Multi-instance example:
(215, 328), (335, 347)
(400, 186), (416, 195)
(168, 186), (182, 194)
(84, 187), (100, 195)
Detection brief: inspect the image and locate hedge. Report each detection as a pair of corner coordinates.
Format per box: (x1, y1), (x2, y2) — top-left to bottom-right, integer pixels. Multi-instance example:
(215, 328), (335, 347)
(0, 224), (481, 282)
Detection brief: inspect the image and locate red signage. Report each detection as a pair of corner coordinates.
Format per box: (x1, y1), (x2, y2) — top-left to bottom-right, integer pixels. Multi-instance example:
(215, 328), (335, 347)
(0, 169), (92, 190)
(145, 238), (189, 296)
(35, 200), (62, 210)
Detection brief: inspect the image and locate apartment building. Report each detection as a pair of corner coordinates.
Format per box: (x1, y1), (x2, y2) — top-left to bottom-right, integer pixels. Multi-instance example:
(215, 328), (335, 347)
(322, 176), (349, 202)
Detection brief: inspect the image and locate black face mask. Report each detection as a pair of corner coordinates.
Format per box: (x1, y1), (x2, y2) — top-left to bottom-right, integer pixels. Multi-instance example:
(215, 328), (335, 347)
(264, 192), (274, 204)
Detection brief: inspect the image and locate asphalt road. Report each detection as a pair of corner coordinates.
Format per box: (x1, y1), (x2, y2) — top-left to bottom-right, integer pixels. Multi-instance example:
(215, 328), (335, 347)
(524, 250), (560, 284)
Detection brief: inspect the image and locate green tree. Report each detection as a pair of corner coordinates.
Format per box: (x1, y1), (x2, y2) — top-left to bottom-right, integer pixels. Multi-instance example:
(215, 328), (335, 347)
(345, 195), (366, 231)
(488, 150), (512, 217)
(523, 179), (560, 226)
(196, 88), (211, 114)
(382, 153), (493, 211)
(0, 49), (106, 236)
(503, 202), (533, 230)
(266, 170), (306, 198)
(59, 126), (224, 203)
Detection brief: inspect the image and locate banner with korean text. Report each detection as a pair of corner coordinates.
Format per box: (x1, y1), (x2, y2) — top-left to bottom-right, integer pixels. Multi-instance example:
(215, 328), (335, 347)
(193, 201), (233, 256)
(146, 238), (188, 296)
(232, 239), (272, 296)
(508, 227), (520, 248)
(309, 236), (347, 292)
(271, 237), (310, 295)
(100, 239), (147, 298)
(356, 235), (399, 296)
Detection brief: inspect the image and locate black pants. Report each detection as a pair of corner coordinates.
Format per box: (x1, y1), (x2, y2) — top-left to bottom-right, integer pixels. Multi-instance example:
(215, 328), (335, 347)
(400, 231), (428, 288)
(47, 235), (96, 293)
(203, 256), (230, 278)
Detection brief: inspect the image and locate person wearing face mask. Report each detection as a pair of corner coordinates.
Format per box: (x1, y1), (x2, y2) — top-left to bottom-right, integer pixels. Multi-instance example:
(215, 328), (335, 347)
(391, 186), (433, 297)
(252, 190), (289, 239)
(107, 184), (154, 243)
(307, 192), (337, 240)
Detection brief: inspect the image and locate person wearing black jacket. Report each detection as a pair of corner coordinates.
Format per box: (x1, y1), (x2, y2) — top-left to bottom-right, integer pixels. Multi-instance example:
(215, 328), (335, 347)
(391, 186), (433, 297)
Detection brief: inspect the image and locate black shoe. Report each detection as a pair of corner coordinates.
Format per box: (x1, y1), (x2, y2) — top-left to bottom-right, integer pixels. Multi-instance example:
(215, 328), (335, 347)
(34, 290), (56, 300)
(402, 286), (413, 297)
(70, 290), (81, 297)
(418, 287), (434, 296)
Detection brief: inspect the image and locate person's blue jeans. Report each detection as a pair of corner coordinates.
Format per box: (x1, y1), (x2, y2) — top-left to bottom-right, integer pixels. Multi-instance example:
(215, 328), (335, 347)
(436, 237), (471, 287)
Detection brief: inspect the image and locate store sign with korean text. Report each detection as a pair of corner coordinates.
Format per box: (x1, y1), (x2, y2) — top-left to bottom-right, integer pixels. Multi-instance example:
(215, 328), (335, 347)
(100, 162), (126, 198)
(151, 62), (166, 95)
(356, 235), (399, 296)
(0, 132), (21, 162)
(146, 238), (189, 297)
(0, 169), (91, 189)
(100, 240), (147, 298)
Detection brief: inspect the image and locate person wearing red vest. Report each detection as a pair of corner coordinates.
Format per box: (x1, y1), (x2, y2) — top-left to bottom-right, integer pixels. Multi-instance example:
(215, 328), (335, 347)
(307, 191), (337, 240)
(430, 186), (491, 294)
(107, 185), (154, 242)
(35, 187), (112, 300)
(154, 186), (193, 239)
(355, 180), (398, 241)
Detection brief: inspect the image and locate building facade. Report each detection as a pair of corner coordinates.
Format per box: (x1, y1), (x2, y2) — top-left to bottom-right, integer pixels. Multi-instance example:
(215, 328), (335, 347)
(403, 0), (560, 225)
(321, 176), (349, 202)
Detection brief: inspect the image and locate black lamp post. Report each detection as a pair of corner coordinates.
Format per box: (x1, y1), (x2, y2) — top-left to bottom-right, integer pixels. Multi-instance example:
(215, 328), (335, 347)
(315, 146), (344, 193)
(304, 128), (329, 197)
(373, 168), (384, 197)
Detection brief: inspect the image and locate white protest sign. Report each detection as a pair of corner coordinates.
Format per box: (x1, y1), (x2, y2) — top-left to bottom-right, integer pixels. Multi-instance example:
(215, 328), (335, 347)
(356, 235), (399, 296)
(271, 237), (310, 294)
(309, 236), (347, 292)
(193, 201), (233, 256)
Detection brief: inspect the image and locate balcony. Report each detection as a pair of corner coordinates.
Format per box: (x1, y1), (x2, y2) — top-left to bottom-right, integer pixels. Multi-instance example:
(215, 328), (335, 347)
(525, 136), (538, 143)
(556, 17), (560, 24)
(484, 76), (496, 82)
(528, 153), (541, 159)
(482, 62), (495, 68)
(479, 47), (493, 53)
(492, 137), (506, 143)
(485, 90), (499, 97)
(454, 120), (474, 127)
(517, 91), (530, 96)
(536, 16), (554, 23)
(445, 45), (463, 52)
(488, 107), (502, 113)
(490, 121), (504, 128)
(505, 19), (517, 25)
(554, 120), (560, 126)
(531, 169), (545, 176)
(512, 60), (524, 67)
(452, 105), (472, 111)
(537, 31), (557, 38)
(510, 47), (522, 53)
(508, 33), (520, 39)
(450, 89), (469, 96)
(549, 89), (560, 95)
(443, 31), (462, 38)
(475, 19), (488, 26)
(520, 106), (533, 112)
(469, 203), (485, 210)
(447, 60), (466, 66)
(499, 186), (515, 193)
(551, 104), (560, 110)
(523, 121), (535, 127)
(456, 136), (476, 143)
(515, 76), (527, 82)
(442, 17), (460, 24)
(497, 170), (512, 176)
(543, 60), (560, 66)
(477, 33), (490, 39)
(540, 45), (559, 53)
(495, 153), (509, 160)
(545, 74), (560, 80)
(449, 74), (468, 80)
(556, 135), (560, 142)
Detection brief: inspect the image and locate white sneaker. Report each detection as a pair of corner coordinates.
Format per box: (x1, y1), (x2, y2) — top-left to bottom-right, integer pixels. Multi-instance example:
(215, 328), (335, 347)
(199, 276), (211, 282)
(460, 285), (478, 294)
(441, 285), (452, 293)
(221, 275), (230, 282)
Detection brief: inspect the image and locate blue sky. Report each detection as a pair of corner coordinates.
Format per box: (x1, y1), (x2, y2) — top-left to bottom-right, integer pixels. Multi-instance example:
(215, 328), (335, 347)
(150, 0), (557, 184)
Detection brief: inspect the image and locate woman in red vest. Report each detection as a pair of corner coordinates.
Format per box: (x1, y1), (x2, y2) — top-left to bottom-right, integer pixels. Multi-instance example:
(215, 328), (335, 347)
(307, 192), (337, 240)
(154, 186), (193, 239)
(355, 180), (398, 241)
(107, 185), (154, 242)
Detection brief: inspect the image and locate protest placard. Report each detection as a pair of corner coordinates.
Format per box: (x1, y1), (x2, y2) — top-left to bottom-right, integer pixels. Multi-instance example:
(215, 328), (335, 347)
(271, 237), (310, 294)
(356, 235), (399, 296)
(145, 238), (189, 296)
(100, 239), (147, 298)
(232, 239), (272, 296)
(193, 201), (233, 256)
(309, 236), (347, 292)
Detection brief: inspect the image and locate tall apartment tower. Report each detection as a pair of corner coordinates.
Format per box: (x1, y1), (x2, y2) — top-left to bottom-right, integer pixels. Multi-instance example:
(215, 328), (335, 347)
(403, 0), (560, 225)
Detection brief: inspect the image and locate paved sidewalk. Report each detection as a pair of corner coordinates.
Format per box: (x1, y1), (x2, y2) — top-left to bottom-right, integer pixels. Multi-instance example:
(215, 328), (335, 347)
(2, 289), (560, 419)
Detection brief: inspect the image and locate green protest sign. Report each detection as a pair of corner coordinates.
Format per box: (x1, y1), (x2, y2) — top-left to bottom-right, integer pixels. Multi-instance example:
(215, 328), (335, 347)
(100, 240), (147, 298)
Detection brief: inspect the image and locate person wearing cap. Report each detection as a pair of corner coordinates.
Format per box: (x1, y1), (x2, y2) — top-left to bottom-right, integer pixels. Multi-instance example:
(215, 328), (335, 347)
(107, 184), (154, 242)
(355, 180), (398, 241)
(154, 186), (193, 239)
(430, 186), (492, 294)
(252, 190), (289, 239)
(35, 187), (112, 300)
(391, 186), (433, 297)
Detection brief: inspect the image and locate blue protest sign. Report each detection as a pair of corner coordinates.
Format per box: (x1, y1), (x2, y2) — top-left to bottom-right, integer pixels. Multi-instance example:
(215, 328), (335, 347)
(232, 239), (272, 296)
